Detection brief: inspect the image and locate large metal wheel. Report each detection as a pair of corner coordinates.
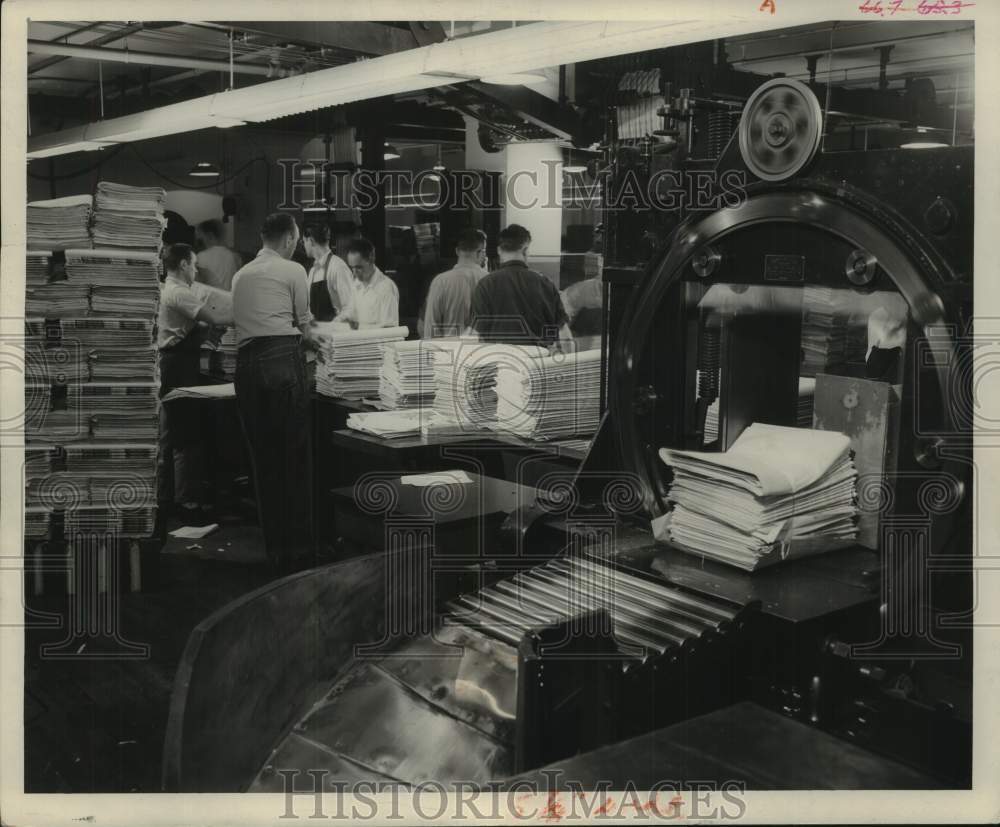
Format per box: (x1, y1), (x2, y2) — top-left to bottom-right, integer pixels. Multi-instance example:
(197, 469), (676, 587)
(738, 78), (823, 181)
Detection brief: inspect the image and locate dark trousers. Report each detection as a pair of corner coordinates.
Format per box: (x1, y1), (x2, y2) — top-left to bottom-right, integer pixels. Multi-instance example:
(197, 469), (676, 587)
(234, 336), (313, 565)
(158, 337), (205, 506)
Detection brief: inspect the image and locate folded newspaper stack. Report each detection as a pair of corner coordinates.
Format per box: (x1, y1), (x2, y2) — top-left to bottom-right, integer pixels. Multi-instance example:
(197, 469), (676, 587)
(26, 252), (52, 288)
(67, 383), (159, 443)
(61, 318), (157, 382)
(314, 325), (409, 399)
(492, 348), (602, 441)
(27, 195), (93, 250)
(379, 340), (435, 410)
(25, 283), (90, 318)
(431, 340), (548, 432)
(92, 182), (167, 250)
(65, 248), (161, 317)
(657, 423), (858, 571)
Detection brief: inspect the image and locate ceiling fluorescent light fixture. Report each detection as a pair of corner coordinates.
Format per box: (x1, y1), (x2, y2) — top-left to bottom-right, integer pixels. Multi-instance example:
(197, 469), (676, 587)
(211, 117), (246, 128)
(26, 140), (116, 159)
(480, 72), (546, 85)
(384, 143), (401, 160)
(189, 161), (221, 177)
(900, 141), (949, 149)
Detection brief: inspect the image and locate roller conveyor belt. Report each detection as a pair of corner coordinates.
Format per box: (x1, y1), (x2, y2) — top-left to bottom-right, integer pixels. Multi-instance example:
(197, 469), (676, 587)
(248, 555), (749, 791)
(446, 556), (741, 664)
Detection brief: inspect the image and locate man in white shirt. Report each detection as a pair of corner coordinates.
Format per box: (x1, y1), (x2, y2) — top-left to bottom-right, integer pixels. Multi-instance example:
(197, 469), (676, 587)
(302, 223), (353, 322)
(195, 219), (242, 292)
(336, 237), (399, 328)
(156, 243), (233, 517)
(423, 228), (488, 339)
(231, 213), (326, 572)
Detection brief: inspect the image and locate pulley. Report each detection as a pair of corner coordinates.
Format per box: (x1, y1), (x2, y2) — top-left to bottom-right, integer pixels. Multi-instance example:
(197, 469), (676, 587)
(738, 78), (823, 181)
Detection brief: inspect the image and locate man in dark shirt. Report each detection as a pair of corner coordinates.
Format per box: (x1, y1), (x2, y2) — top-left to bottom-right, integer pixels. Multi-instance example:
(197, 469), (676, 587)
(469, 224), (573, 349)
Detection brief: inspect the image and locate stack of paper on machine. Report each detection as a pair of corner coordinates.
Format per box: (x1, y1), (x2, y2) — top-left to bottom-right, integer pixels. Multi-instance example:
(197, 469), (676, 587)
(658, 423), (858, 571)
(27, 195), (93, 250)
(379, 340), (435, 409)
(92, 182), (166, 250)
(493, 348), (602, 441)
(314, 325), (408, 399)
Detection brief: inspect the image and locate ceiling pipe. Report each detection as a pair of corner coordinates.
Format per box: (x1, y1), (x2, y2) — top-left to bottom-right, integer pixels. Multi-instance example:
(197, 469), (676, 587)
(28, 22), (150, 75)
(27, 39), (272, 76)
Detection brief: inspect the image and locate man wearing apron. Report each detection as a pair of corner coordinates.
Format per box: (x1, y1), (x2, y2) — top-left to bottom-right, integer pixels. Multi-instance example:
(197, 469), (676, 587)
(303, 223), (353, 322)
(156, 243), (233, 518)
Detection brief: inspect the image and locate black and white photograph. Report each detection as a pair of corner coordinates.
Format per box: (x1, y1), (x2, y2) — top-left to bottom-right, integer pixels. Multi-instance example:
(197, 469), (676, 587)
(1, 1), (998, 824)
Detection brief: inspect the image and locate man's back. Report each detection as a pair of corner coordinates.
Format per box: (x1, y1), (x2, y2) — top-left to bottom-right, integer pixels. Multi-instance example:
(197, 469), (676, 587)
(197, 245), (242, 291)
(471, 260), (568, 347)
(231, 248), (311, 346)
(424, 263), (485, 339)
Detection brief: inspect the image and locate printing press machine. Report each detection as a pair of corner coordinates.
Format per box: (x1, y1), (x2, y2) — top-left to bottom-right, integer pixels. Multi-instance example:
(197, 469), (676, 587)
(162, 78), (973, 792)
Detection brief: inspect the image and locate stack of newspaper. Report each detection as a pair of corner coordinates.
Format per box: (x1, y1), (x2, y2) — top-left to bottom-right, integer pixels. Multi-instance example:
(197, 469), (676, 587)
(379, 340), (435, 410)
(801, 286), (848, 377)
(431, 340), (549, 432)
(61, 319), (157, 382)
(24, 445), (53, 488)
(26, 252), (52, 288)
(315, 325), (409, 399)
(27, 195), (93, 250)
(64, 444), (158, 479)
(92, 182), (167, 250)
(25, 283), (90, 318)
(24, 507), (51, 538)
(25, 410), (90, 444)
(657, 423), (858, 571)
(24, 471), (92, 509)
(65, 248), (161, 317)
(492, 348), (602, 441)
(67, 383), (159, 443)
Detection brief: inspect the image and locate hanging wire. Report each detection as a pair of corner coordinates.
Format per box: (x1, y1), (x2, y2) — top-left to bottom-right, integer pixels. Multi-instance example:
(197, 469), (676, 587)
(98, 62), (105, 118)
(126, 143), (268, 190)
(26, 145), (126, 180)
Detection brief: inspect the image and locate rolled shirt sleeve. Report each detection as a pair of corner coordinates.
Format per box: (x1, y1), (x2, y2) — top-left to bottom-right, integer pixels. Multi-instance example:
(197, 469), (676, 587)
(167, 282), (208, 319)
(292, 264), (314, 328)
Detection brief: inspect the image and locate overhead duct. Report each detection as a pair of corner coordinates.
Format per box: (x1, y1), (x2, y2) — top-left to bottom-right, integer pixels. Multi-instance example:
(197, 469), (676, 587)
(27, 39), (273, 76)
(29, 15), (830, 159)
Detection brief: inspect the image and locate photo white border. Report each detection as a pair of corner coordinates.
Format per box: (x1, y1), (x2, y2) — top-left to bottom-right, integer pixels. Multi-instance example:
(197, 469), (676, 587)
(2, 1), (998, 823)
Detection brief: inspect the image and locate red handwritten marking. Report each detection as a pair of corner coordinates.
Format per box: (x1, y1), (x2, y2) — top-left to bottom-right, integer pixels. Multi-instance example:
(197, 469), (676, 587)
(539, 792), (566, 822)
(860, 0), (972, 12)
(594, 797), (617, 816)
(917, 0), (974, 13)
(759, 0), (777, 12)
